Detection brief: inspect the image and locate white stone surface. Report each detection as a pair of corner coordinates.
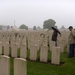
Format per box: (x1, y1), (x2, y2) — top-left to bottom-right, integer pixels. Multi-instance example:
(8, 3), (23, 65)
(0, 42), (2, 54)
(4, 42), (9, 56)
(14, 58), (27, 75)
(58, 41), (64, 53)
(11, 43), (18, 57)
(30, 45), (38, 61)
(49, 41), (55, 51)
(51, 46), (60, 65)
(42, 40), (47, 46)
(20, 43), (27, 59)
(17, 38), (21, 49)
(40, 45), (48, 62)
(0, 55), (10, 75)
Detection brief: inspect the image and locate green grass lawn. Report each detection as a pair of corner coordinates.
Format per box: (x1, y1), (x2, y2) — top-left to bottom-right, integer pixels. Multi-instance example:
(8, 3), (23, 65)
(9, 48), (75, 75)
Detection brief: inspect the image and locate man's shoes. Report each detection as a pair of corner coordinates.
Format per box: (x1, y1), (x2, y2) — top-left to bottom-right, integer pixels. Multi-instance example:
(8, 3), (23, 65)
(68, 56), (74, 58)
(68, 56), (72, 58)
(72, 55), (74, 57)
(68, 57), (72, 58)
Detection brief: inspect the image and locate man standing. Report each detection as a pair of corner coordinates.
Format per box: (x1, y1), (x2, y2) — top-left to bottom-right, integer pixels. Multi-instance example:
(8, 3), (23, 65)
(68, 26), (75, 58)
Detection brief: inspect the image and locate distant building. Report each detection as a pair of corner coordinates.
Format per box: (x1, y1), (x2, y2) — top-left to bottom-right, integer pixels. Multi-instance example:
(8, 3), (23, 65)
(8, 25), (19, 31)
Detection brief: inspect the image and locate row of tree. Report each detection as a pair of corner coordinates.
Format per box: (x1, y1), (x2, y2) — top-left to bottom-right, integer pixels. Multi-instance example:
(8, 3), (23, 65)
(19, 19), (57, 30)
(0, 19), (66, 30)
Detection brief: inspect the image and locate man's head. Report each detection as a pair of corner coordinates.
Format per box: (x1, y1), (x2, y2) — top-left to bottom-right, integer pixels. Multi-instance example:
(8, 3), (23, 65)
(68, 26), (73, 31)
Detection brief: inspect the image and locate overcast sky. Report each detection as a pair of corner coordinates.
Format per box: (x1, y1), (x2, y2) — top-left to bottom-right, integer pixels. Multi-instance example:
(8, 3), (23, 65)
(0, 0), (75, 28)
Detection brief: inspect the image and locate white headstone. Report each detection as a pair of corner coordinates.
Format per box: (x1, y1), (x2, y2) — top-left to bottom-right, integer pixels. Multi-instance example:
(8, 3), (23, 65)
(30, 45), (38, 61)
(51, 46), (60, 65)
(4, 42), (9, 56)
(0, 42), (2, 54)
(49, 41), (55, 51)
(58, 41), (64, 53)
(14, 58), (27, 75)
(20, 43), (27, 59)
(11, 43), (18, 57)
(40, 45), (48, 62)
(0, 55), (10, 75)
(17, 38), (21, 49)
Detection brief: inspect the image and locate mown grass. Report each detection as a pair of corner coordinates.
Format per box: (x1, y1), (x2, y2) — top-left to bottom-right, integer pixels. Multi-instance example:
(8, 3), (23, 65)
(27, 51), (75, 75)
(8, 47), (75, 75)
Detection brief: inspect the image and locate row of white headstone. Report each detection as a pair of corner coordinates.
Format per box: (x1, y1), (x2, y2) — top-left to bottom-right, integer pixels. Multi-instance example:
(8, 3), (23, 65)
(30, 44), (61, 65)
(0, 41), (27, 58)
(0, 30), (69, 65)
(0, 55), (27, 75)
(0, 40), (61, 65)
(0, 30), (69, 49)
(0, 30), (70, 75)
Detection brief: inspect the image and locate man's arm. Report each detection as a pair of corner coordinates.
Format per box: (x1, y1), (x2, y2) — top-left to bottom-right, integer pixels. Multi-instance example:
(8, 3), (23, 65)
(71, 30), (75, 37)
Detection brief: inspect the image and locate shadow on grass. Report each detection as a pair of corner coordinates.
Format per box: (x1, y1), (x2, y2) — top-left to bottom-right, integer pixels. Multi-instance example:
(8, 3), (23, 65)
(26, 57), (65, 66)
